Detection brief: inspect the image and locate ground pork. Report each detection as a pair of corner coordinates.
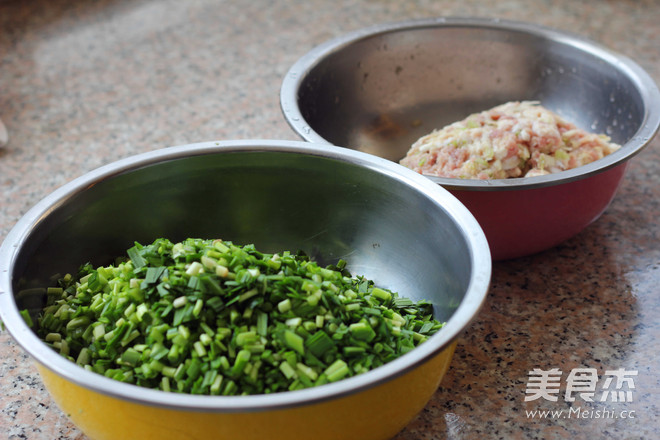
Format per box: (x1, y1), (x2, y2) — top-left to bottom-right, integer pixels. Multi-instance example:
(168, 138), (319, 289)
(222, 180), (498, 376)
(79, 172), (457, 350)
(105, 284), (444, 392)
(399, 101), (620, 179)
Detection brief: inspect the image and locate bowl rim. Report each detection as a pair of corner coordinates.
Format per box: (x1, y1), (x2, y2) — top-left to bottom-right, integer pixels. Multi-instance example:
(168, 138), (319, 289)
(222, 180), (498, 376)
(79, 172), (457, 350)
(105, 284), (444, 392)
(0, 139), (492, 412)
(279, 16), (660, 191)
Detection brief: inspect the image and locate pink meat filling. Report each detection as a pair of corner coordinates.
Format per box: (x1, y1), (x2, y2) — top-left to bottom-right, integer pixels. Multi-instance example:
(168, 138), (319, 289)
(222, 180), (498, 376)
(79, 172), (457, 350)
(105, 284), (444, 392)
(399, 101), (621, 179)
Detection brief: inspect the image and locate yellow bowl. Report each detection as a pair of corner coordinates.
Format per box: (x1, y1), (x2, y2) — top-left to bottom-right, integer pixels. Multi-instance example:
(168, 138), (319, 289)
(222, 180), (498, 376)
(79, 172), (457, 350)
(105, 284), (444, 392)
(38, 343), (455, 440)
(0, 140), (490, 440)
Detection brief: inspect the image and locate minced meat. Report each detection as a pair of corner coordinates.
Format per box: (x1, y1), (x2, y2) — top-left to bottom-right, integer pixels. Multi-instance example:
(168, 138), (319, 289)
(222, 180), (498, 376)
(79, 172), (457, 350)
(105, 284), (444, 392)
(399, 101), (620, 179)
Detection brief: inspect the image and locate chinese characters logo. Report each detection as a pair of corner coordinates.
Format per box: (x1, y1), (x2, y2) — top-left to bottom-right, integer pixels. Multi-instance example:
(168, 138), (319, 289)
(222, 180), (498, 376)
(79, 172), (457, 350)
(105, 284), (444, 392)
(525, 368), (637, 403)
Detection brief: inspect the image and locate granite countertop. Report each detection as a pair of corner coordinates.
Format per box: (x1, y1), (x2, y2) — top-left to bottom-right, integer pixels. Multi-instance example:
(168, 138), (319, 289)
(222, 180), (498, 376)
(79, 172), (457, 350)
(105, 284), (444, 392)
(1, 1), (658, 439)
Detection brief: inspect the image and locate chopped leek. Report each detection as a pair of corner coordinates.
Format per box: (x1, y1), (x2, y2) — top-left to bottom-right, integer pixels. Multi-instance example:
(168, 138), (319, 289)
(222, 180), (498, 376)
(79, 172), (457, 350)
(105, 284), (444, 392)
(31, 238), (444, 395)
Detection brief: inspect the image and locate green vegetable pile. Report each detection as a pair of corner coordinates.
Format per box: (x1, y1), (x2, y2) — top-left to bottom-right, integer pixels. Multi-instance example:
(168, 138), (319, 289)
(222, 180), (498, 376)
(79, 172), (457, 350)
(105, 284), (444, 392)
(34, 238), (444, 395)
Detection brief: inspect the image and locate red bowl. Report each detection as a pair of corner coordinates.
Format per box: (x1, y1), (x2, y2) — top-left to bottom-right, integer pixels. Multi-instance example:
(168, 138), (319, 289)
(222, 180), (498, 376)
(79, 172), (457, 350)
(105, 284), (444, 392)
(447, 163), (627, 260)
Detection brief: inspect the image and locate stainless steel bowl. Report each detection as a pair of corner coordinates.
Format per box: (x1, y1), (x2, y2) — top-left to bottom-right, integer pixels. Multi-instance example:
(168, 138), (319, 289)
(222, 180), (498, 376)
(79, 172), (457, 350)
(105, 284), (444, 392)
(0, 140), (491, 440)
(280, 17), (660, 259)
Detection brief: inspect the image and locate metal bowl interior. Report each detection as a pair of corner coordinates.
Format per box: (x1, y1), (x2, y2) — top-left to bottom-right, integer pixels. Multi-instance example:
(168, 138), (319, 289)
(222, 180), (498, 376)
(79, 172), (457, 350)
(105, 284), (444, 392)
(0, 140), (491, 440)
(280, 17), (660, 191)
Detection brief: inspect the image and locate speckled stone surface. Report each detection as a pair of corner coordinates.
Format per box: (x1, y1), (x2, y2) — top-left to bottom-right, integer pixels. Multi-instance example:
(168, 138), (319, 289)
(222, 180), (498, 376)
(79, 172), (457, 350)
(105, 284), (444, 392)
(1, 1), (658, 439)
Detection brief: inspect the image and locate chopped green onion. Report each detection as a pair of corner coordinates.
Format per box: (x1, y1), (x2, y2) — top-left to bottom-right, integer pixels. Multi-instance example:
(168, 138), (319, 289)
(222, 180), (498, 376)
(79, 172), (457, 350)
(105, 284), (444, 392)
(30, 238), (444, 396)
(324, 359), (350, 382)
(283, 330), (305, 355)
(305, 330), (334, 357)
